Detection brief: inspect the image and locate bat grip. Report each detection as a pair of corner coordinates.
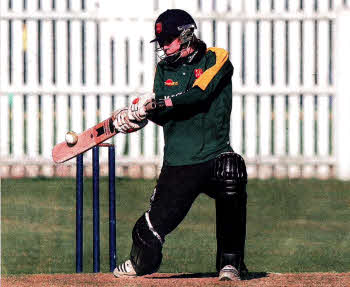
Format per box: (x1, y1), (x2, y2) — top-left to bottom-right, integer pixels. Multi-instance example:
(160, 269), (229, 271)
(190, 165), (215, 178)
(144, 99), (157, 112)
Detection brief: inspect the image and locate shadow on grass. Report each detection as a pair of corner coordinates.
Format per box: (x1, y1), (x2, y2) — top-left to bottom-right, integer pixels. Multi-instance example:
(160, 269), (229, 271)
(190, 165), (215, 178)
(149, 272), (268, 280)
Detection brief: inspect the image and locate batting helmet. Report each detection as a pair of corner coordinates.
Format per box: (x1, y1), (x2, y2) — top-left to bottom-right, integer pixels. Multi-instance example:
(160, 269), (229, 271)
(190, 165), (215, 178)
(150, 9), (197, 47)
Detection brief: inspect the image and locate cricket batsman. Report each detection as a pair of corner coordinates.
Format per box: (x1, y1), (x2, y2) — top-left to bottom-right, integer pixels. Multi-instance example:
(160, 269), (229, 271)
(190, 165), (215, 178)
(112, 9), (248, 281)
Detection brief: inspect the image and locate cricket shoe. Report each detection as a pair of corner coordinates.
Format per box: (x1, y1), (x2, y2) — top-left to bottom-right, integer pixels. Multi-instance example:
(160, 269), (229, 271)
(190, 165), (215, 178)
(219, 265), (240, 281)
(113, 260), (137, 278)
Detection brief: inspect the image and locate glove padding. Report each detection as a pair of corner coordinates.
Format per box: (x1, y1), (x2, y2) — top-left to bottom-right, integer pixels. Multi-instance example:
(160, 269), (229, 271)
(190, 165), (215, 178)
(113, 108), (148, 134)
(128, 95), (155, 122)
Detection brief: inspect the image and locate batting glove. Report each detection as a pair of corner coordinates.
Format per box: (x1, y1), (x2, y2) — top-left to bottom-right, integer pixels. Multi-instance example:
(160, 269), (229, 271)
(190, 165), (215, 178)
(113, 108), (148, 134)
(128, 94), (155, 122)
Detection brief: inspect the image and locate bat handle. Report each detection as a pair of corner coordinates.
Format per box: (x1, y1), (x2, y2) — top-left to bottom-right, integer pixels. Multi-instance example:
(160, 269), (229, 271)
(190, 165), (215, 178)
(144, 99), (157, 112)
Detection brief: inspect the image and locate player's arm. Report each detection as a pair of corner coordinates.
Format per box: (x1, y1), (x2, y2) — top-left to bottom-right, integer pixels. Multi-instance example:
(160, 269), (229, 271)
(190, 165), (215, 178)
(127, 49), (233, 124)
(121, 65), (171, 126)
(146, 65), (174, 126)
(162, 48), (233, 108)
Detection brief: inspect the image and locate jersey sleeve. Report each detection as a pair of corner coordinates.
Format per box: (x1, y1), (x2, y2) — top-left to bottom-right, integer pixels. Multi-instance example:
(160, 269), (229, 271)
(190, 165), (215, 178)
(153, 65), (163, 96)
(149, 64), (174, 126)
(170, 48), (233, 106)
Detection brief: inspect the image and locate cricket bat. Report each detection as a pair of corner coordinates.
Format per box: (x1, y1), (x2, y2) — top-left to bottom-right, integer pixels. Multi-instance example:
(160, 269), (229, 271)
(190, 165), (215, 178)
(52, 99), (157, 163)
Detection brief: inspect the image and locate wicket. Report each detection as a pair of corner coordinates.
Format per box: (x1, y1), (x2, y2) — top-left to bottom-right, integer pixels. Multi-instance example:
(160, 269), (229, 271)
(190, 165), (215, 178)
(76, 144), (116, 273)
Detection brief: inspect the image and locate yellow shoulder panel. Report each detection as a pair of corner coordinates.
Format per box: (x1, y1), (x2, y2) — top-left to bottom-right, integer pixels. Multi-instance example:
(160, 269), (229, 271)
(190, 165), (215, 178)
(192, 47), (229, 91)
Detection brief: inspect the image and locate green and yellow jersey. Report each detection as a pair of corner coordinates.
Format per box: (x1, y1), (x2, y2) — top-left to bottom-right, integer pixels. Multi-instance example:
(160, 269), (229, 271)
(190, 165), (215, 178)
(151, 47), (234, 166)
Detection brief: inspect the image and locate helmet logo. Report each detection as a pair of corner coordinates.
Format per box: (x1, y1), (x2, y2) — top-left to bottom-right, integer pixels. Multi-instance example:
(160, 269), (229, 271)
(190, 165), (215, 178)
(164, 79), (179, 86)
(156, 22), (162, 34)
(194, 69), (203, 78)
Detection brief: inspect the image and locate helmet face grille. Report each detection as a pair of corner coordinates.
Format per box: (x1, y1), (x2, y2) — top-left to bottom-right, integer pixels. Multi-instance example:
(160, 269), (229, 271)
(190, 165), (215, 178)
(179, 26), (195, 45)
(155, 26), (196, 64)
(177, 23), (196, 32)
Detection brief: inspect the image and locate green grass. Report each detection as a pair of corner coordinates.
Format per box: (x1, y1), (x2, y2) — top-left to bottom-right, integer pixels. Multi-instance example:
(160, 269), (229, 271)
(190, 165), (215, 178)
(1, 178), (350, 275)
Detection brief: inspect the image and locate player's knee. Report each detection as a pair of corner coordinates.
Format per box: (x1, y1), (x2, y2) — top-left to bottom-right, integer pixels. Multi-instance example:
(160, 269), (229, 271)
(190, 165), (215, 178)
(213, 152), (247, 196)
(130, 213), (163, 275)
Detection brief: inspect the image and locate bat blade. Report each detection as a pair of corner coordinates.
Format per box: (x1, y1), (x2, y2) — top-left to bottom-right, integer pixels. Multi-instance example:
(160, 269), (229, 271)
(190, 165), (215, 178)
(52, 116), (117, 163)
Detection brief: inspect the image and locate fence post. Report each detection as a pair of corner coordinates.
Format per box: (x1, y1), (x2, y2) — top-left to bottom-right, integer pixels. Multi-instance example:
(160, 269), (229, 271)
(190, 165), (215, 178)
(335, 9), (350, 180)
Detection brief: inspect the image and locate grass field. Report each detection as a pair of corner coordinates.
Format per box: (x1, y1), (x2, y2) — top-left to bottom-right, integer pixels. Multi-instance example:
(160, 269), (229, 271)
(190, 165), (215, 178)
(1, 177), (350, 275)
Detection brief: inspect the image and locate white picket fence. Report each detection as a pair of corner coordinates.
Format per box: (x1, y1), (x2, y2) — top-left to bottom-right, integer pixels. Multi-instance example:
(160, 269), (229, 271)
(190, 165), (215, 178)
(1, 0), (350, 179)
